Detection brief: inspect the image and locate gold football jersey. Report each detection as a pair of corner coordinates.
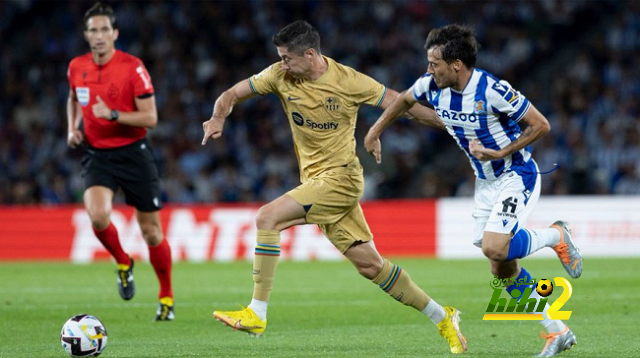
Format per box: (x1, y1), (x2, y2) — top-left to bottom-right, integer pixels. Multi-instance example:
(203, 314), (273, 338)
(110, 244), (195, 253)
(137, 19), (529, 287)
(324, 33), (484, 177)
(249, 56), (387, 182)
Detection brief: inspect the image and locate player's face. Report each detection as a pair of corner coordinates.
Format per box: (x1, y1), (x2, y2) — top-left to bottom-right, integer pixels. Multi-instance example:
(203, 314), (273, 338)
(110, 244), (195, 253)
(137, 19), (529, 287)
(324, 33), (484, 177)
(276, 46), (311, 78)
(427, 47), (457, 89)
(84, 15), (118, 56)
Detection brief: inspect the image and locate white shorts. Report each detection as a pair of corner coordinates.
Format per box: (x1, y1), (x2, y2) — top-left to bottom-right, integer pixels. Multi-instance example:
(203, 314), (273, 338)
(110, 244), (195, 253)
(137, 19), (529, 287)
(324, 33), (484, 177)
(472, 167), (541, 247)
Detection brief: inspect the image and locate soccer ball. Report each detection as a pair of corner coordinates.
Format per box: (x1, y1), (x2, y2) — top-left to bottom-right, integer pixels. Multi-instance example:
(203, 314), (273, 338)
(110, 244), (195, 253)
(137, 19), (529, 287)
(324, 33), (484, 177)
(60, 314), (108, 357)
(536, 279), (554, 297)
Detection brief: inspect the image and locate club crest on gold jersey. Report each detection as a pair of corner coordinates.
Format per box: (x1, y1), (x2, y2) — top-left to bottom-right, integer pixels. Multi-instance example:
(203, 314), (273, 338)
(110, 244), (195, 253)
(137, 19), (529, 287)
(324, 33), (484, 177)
(324, 97), (340, 111)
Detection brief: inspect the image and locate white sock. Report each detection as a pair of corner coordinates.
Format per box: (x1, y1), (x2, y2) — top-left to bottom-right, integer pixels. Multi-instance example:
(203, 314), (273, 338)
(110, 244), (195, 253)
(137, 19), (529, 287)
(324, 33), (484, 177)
(422, 299), (446, 325)
(248, 298), (268, 321)
(540, 309), (566, 333)
(527, 228), (561, 255)
(529, 288), (566, 333)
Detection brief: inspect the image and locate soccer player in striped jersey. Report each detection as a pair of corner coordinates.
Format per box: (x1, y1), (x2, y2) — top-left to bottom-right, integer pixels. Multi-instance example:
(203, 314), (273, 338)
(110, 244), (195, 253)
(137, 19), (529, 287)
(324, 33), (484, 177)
(203, 20), (466, 354)
(365, 24), (582, 357)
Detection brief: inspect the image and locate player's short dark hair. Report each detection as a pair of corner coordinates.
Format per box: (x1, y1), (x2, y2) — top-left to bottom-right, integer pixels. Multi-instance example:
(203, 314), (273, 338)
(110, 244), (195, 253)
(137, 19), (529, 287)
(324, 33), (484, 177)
(83, 2), (117, 30)
(273, 20), (321, 55)
(425, 24), (477, 68)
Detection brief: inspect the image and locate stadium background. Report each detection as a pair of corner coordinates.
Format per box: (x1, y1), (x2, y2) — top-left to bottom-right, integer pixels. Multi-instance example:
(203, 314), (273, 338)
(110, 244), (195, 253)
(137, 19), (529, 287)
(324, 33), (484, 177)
(0, 0), (639, 259)
(1, 2), (640, 357)
(2, 0), (640, 206)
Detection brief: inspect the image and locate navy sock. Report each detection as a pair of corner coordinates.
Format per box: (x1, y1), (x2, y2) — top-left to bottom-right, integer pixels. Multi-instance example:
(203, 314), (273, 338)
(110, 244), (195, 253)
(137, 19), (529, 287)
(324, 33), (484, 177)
(506, 267), (533, 300)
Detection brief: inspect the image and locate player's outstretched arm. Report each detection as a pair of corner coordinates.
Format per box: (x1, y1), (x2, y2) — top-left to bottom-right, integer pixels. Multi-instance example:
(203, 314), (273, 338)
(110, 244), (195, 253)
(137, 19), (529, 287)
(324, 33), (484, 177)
(202, 79), (256, 145)
(382, 89), (444, 130)
(364, 89), (417, 164)
(66, 89), (84, 148)
(405, 103), (445, 130)
(469, 104), (550, 161)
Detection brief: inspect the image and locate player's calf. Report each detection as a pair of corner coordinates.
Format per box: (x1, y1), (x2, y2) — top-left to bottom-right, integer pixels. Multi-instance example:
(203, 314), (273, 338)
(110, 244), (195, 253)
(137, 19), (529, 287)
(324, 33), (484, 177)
(372, 259), (429, 310)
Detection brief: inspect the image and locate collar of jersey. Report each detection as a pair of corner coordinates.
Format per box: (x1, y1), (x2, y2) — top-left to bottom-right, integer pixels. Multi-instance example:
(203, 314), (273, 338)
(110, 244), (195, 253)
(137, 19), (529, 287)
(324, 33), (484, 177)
(450, 68), (478, 94)
(92, 49), (119, 68)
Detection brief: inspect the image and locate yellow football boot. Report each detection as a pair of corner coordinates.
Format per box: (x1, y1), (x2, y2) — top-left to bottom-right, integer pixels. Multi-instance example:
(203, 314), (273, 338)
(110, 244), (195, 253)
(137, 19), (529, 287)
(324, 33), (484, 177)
(213, 306), (267, 337)
(437, 306), (467, 354)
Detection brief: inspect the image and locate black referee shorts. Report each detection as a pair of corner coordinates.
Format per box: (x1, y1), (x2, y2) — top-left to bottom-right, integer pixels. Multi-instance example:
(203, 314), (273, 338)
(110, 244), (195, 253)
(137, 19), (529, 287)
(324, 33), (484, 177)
(81, 138), (163, 212)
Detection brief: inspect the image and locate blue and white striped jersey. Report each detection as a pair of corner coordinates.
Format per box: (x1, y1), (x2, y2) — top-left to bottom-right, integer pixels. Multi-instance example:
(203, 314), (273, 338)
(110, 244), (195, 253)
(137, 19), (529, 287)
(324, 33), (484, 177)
(411, 69), (537, 184)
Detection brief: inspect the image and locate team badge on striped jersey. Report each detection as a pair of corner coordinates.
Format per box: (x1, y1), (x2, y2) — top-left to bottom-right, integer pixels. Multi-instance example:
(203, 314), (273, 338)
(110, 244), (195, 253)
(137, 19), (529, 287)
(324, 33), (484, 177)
(475, 100), (486, 114)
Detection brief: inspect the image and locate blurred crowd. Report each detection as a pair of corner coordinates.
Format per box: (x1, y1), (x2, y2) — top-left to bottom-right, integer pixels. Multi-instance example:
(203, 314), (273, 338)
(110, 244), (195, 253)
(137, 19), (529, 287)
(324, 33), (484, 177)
(1, 0), (639, 205)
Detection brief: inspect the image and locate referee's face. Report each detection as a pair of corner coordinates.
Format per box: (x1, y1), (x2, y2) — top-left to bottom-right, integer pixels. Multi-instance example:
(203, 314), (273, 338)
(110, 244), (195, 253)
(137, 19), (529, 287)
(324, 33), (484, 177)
(84, 15), (119, 56)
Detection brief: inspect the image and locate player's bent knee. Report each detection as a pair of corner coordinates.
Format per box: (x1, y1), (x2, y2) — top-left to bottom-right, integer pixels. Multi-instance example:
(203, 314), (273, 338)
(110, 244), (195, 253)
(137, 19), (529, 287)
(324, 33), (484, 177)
(87, 209), (111, 229)
(482, 245), (507, 262)
(255, 206), (277, 230)
(140, 224), (162, 246)
(143, 233), (163, 247)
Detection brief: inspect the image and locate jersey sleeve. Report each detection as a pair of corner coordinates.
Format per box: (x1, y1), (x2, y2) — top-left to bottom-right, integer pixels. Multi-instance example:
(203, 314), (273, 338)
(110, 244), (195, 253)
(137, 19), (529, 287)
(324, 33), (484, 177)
(487, 80), (530, 122)
(130, 60), (154, 97)
(410, 73), (431, 102)
(349, 71), (387, 107)
(248, 64), (279, 95)
(67, 62), (76, 92)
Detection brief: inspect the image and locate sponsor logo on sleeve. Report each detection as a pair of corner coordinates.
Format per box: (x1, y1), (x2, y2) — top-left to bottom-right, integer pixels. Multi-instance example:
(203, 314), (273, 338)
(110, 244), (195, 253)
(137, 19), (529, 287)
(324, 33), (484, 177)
(492, 81), (520, 107)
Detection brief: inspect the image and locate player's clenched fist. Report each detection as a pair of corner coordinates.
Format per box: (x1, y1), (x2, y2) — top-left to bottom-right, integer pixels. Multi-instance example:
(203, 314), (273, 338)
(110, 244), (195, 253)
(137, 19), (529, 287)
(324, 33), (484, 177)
(364, 132), (383, 164)
(469, 138), (503, 161)
(92, 95), (112, 120)
(67, 129), (84, 148)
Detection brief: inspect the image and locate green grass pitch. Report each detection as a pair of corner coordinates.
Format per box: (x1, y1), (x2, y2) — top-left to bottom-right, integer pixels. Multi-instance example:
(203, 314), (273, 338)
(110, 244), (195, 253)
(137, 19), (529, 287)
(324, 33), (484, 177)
(1, 258), (639, 357)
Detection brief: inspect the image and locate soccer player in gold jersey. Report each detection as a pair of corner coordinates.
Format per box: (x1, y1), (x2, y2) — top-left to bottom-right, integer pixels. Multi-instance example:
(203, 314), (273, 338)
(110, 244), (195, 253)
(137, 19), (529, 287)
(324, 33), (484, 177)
(202, 20), (466, 354)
